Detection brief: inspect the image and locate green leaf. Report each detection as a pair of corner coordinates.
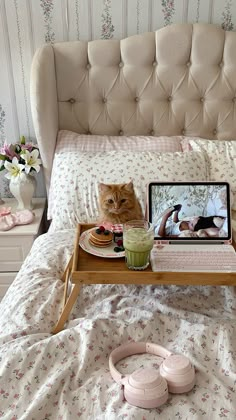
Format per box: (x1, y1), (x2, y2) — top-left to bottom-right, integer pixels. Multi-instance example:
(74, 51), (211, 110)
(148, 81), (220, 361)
(0, 154), (6, 161)
(20, 135), (26, 145)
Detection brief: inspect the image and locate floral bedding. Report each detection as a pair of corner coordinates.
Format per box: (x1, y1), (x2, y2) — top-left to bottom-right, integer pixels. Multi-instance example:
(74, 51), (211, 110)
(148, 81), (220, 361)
(0, 230), (236, 419)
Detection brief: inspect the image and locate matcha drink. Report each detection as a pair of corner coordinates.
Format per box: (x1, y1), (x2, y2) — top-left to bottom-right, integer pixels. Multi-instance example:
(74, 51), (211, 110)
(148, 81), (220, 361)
(123, 221), (154, 270)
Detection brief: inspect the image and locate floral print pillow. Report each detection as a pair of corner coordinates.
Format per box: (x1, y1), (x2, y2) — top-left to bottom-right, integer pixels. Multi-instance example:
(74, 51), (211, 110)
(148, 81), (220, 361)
(181, 138), (236, 210)
(48, 150), (209, 231)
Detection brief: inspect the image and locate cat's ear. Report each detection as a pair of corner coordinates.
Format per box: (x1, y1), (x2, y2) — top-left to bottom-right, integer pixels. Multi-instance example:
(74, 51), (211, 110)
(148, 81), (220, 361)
(124, 181), (134, 191)
(99, 182), (110, 193)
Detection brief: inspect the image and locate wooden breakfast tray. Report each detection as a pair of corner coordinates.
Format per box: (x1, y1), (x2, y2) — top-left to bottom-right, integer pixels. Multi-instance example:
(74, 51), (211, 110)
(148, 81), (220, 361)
(52, 223), (236, 333)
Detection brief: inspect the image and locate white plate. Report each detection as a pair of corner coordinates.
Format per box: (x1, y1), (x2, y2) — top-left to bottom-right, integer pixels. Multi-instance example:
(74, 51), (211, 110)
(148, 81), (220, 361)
(79, 228), (125, 258)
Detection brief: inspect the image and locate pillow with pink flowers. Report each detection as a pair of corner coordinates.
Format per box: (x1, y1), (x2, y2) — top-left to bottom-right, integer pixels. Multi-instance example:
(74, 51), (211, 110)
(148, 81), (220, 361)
(48, 149), (209, 231)
(181, 137), (236, 210)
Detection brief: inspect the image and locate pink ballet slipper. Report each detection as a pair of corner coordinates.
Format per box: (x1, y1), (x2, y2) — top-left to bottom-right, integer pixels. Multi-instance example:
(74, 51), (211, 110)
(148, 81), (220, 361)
(14, 210), (34, 225)
(0, 214), (15, 231)
(0, 209), (34, 231)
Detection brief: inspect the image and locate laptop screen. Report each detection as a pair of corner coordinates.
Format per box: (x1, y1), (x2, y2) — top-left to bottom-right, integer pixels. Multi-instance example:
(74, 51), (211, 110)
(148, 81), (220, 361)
(148, 182), (231, 241)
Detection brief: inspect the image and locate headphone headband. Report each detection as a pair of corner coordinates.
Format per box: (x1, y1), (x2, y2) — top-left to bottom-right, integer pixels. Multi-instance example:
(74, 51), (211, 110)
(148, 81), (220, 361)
(109, 342), (172, 384)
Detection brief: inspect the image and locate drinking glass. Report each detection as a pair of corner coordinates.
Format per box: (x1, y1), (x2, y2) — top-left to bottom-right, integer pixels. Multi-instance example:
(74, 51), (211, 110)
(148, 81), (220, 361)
(123, 220), (154, 270)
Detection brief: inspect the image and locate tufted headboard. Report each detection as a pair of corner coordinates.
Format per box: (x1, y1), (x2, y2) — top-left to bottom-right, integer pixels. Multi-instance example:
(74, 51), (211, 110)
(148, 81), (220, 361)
(30, 23), (236, 191)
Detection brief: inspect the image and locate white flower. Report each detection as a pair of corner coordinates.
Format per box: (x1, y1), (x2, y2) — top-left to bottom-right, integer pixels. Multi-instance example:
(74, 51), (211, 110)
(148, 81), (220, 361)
(21, 149), (42, 174)
(4, 157), (25, 181)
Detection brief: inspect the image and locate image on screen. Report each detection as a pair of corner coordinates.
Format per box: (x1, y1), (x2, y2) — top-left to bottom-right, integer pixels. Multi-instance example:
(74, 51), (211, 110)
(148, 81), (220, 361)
(149, 182), (230, 240)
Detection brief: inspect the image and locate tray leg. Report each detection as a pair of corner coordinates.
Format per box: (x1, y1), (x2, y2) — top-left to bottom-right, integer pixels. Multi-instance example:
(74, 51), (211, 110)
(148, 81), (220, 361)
(63, 258), (73, 306)
(61, 254), (73, 282)
(52, 283), (81, 334)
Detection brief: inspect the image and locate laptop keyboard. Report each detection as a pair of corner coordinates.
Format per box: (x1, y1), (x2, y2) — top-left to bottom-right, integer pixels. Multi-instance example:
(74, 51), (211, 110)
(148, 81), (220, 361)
(151, 245), (236, 272)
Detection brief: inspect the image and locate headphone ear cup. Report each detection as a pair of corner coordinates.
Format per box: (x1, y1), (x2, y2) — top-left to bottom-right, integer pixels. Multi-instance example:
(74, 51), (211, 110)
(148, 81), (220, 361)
(123, 368), (169, 409)
(160, 355), (195, 394)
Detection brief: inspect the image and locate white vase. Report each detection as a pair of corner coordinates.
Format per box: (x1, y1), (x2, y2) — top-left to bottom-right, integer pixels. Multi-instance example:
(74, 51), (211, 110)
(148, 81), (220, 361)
(9, 174), (36, 210)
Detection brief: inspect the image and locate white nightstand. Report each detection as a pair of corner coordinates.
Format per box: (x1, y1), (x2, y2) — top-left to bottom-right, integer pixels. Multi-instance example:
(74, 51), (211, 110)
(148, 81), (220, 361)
(0, 198), (47, 299)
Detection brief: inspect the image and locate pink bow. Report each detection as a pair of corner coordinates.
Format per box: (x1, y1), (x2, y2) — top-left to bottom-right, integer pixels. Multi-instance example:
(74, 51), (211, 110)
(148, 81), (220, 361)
(0, 207), (11, 216)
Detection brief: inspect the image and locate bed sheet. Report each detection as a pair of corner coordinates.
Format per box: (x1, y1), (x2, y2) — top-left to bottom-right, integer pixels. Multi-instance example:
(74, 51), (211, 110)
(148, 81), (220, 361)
(0, 230), (236, 419)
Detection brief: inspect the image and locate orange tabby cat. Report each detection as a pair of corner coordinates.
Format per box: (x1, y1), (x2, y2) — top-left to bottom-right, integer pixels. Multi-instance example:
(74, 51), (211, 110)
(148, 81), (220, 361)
(98, 181), (143, 224)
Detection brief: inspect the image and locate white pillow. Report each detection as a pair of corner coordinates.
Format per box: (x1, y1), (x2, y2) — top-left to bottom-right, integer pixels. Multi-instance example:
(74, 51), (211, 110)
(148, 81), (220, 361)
(56, 130), (183, 153)
(48, 150), (209, 231)
(181, 138), (236, 209)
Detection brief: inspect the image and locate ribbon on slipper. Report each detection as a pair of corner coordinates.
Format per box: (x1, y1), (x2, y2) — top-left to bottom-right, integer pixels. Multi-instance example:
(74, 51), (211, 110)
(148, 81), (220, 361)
(0, 207), (11, 216)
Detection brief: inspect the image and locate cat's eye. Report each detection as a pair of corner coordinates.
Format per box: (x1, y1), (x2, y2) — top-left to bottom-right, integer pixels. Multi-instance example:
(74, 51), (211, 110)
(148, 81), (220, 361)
(121, 199), (126, 203)
(108, 199), (114, 204)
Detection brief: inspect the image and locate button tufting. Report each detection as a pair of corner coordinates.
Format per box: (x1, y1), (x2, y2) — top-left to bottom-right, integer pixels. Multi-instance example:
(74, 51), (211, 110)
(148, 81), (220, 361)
(87, 63), (91, 70)
(182, 129), (185, 135)
(219, 62), (223, 68)
(200, 97), (204, 102)
(168, 96), (172, 102)
(119, 130), (124, 135)
(187, 61), (191, 67)
(135, 97), (140, 102)
(152, 61), (157, 67)
(69, 98), (75, 104)
(119, 62), (124, 68)
(103, 98), (107, 103)
(213, 129), (217, 135)
(87, 131), (91, 135)
(150, 130), (155, 136)
(233, 97), (236, 103)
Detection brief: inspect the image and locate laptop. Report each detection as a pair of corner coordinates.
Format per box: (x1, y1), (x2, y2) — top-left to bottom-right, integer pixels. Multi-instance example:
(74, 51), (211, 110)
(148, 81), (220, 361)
(147, 181), (236, 272)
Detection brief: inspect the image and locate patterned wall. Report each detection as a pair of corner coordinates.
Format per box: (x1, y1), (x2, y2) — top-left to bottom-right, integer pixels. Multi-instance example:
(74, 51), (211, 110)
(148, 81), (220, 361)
(0, 0), (236, 197)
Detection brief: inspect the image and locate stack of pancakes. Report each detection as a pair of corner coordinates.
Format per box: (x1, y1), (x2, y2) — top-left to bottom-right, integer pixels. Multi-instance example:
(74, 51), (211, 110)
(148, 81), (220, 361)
(89, 228), (113, 247)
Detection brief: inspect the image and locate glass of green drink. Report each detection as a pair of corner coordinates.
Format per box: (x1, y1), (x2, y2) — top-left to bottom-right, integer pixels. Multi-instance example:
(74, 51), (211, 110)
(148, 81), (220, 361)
(123, 220), (154, 270)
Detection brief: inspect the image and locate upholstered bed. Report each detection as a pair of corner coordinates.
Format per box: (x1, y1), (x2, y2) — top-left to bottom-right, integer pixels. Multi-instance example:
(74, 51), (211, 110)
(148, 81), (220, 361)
(0, 23), (236, 419)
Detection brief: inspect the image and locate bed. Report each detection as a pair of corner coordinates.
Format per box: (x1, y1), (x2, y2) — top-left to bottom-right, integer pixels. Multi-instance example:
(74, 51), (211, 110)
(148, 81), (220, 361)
(1, 23), (236, 419)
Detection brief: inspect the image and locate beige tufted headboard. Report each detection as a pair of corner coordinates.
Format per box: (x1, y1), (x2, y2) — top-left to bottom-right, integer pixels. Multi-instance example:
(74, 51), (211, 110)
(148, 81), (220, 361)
(30, 23), (236, 191)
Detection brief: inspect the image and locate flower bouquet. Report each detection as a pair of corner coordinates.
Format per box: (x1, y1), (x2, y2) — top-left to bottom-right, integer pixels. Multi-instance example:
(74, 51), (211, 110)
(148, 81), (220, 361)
(0, 136), (42, 210)
(0, 136), (41, 181)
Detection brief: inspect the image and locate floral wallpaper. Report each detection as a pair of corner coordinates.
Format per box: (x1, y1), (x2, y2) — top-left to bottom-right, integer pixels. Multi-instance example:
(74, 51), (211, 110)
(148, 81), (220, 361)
(0, 0), (236, 198)
(222, 0), (234, 31)
(0, 105), (6, 143)
(161, 0), (176, 27)
(40, 0), (56, 43)
(101, 0), (115, 39)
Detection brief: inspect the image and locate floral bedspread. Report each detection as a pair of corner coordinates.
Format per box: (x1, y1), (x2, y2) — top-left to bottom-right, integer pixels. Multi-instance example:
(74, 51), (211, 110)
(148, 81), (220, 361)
(0, 230), (236, 419)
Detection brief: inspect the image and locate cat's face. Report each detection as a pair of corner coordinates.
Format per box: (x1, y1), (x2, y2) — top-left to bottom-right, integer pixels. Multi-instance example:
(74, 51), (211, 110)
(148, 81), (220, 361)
(98, 182), (136, 216)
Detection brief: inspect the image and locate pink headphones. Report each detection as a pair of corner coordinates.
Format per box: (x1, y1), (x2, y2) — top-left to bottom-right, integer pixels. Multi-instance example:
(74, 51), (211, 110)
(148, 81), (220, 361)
(109, 342), (195, 409)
